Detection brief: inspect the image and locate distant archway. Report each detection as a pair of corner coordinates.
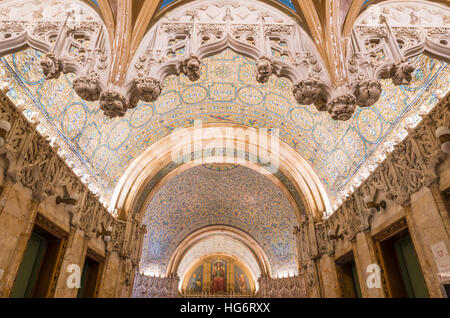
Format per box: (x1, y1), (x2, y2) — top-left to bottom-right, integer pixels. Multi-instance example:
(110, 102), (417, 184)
(167, 225), (271, 293)
(111, 123), (332, 223)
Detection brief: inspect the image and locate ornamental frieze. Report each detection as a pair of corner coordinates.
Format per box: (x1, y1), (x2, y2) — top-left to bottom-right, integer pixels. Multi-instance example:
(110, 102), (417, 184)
(0, 89), (132, 256)
(311, 93), (449, 258)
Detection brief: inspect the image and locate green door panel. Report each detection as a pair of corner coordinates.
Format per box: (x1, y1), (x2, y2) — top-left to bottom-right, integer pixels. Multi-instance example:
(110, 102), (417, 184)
(394, 236), (429, 298)
(10, 232), (47, 298)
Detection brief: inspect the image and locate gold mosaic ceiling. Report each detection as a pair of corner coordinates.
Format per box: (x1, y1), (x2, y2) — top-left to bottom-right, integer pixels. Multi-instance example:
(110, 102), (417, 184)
(0, 0), (448, 208)
(1, 47), (448, 206)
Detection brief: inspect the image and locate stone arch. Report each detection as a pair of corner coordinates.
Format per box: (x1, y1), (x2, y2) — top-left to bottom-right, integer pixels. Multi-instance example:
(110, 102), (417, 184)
(167, 225), (272, 291)
(138, 162), (301, 277)
(354, 0), (450, 64)
(0, 0), (108, 56)
(0, 0), (111, 97)
(110, 123), (332, 223)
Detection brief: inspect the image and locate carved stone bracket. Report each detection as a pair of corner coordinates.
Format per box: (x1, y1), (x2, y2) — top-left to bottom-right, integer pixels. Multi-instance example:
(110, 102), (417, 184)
(181, 54), (202, 82)
(73, 70), (103, 102)
(255, 56), (274, 84)
(0, 1), (448, 120)
(133, 75), (163, 104)
(40, 53), (64, 80)
(99, 90), (129, 118)
(292, 79), (322, 106)
(326, 93), (357, 122)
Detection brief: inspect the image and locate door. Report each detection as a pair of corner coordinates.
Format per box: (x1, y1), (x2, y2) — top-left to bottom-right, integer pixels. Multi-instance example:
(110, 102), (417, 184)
(394, 236), (428, 298)
(10, 232), (47, 298)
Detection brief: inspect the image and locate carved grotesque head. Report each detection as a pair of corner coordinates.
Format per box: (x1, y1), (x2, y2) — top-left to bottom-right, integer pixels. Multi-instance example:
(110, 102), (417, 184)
(354, 80), (382, 107)
(390, 61), (415, 85)
(99, 90), (128, 118)
(256, 56), (273, 84)
(182, 55), (201, 82)
(135, 76), (163, 103)
(292, 78), (321, 105)
(326, 95), (356, 121)
(73, 71), (102, 101)
(40, 53), (62, 80)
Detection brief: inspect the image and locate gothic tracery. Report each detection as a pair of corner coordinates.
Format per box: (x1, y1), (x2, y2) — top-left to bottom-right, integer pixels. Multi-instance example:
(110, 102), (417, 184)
(0, 0), (448, 301)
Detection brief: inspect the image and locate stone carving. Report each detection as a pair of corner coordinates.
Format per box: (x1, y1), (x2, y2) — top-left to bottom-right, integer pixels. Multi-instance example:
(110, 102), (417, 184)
(292, 51), (323, 106)
(99, 90), (128, 118)
(40, 53), (64, 80)
(3, 91), (119, 214)
(73, 71), (102, 101)
(315, 222), (333, 256)
(347, 53), (382, 108)
(255, 56), (274, 84)
(293, 218), (321, 297)
(124, 258), (134, 286)
(134, 75), (163, 103)
(313, 92), (449, 261)
(354, 80), (382, 107)
(0, 0), (448, 120)
(292, 79), (322, 105)
(132, 273), (179, 298)
(181, 55), (202, 82)
(0, 90), (127, 255)
(305, 261), (319, 289)
(258, 275), (306, 298)
(326, 94), (357, 121)
(0, 91), (143, 298)
(390, 61), (415, 85)
(314, 95), (328, 112)
(79, 192), (99, 235)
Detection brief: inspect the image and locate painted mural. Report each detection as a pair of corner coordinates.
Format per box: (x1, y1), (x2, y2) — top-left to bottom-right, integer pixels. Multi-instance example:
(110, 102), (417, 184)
(0, 48), (447, 206)
(141, 165), (298, 277)
(234, 265), (250, 293)
(187, 265), (203, 293)
(182, 254), (255, 295)
(211, 259), (227, 293)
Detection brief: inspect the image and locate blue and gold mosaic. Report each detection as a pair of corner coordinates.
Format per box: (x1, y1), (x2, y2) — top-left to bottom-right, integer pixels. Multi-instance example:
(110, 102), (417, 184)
(0, 48), (447, 204)
(141, 165), (299, 276)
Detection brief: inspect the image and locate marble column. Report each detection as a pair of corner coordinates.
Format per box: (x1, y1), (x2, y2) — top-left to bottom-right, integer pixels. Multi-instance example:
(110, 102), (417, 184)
(318, 254), (340, 297)
(53, 227), (89, 298)
(97, 251), (121, 297)
(352, 231), (386, 297)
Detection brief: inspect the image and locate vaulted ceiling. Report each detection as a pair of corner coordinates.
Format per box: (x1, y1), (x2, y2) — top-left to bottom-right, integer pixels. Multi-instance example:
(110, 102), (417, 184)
(0, 0), (448, 280)
(0, 0), (448, 209)
(140, 164), (299, 277)
(1, 47), (447, 207)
